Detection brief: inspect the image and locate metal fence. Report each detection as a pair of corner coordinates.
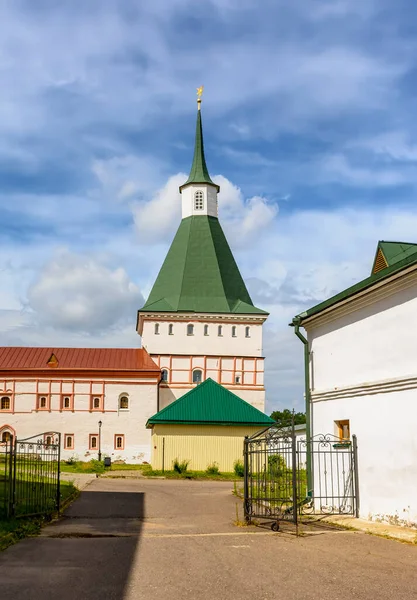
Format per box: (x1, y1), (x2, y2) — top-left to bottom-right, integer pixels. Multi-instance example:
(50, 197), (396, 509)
(0, 432), (61, 519)
(243, 424), (359, 531)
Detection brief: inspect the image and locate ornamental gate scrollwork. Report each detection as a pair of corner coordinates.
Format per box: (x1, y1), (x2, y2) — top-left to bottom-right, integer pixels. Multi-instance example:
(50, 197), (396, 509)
(243, 425), (359, 530)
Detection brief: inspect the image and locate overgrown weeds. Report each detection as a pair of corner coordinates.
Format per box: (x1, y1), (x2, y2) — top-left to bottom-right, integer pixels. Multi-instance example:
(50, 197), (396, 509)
(173, 458), (190, 474)
(205, 462), (220, 475)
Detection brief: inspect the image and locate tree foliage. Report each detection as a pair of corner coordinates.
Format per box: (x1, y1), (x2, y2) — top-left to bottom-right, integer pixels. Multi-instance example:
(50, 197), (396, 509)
(269, 408), (306, 425)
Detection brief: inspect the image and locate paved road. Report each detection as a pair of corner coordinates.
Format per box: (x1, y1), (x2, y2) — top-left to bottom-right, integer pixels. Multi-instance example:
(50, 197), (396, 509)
(0, 479), (416, 600)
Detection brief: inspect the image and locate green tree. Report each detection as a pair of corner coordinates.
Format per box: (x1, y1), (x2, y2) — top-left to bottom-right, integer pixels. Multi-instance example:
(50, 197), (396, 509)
(269, 408), (306, 425)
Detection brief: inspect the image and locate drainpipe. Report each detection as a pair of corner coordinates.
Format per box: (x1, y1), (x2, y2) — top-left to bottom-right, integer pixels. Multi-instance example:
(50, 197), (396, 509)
(292, 317), (313, 498)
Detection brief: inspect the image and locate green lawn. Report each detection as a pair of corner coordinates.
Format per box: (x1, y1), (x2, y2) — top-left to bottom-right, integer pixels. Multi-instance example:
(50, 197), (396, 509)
(60, 460), (147, 474)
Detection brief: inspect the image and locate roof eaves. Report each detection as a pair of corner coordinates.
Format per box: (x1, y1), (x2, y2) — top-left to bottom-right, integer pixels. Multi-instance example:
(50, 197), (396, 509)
(293, 249), (417, 323)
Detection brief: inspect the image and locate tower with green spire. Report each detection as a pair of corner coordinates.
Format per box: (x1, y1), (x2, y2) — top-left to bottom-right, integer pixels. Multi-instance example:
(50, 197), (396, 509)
(138, 90), (268, 412)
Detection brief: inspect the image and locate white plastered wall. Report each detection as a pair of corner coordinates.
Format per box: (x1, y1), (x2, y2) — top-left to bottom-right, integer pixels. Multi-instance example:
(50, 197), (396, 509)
(307, 277), (417, 524)
(0, 378), (158, 463)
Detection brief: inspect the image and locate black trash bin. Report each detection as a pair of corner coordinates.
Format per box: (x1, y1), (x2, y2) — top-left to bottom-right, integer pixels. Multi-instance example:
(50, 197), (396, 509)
(104, 457), (111, 468)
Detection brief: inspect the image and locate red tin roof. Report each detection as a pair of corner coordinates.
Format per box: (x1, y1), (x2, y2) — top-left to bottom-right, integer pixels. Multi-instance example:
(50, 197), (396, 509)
(0, 347), (159, 372)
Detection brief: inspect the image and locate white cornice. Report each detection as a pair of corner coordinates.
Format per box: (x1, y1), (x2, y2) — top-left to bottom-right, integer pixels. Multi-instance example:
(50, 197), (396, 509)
(311, 372), (417, 402)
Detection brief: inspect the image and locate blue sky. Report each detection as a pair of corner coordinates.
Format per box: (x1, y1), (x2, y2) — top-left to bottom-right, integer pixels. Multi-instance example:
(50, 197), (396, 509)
(1, 0), (417, 413)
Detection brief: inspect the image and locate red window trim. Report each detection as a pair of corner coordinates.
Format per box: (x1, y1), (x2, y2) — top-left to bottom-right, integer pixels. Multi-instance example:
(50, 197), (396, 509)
(64, 433), (74, 450)
(61, 394), (74, 411)
(37, 394), (50, 411)
(89, 434), (99, 450)
(0, 395), (13, 412)
(114, 434), (125, 450)
(90, 395), (103, 412)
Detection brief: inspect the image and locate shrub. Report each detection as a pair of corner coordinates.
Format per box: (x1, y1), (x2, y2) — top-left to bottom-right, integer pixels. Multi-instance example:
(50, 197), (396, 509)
(172, 458), (190, 474)
(65, 455), (78, 466)
(233, 459), (244, 477)
(86, 459), (105, 474)
(268, 454), (286, 475)
(206, 462), (220, 475)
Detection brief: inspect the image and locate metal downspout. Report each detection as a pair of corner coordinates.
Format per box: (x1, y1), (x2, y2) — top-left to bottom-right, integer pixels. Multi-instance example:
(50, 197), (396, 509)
(293, 318), (313, 498)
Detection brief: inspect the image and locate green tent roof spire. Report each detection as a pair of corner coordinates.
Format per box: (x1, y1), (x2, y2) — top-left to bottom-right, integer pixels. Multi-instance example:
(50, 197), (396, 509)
(179, 99), (220, 192)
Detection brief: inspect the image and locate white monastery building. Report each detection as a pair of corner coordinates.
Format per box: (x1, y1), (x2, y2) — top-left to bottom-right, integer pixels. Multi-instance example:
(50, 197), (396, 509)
(293, 241), (417, 526)
(0, 95), (269, 463)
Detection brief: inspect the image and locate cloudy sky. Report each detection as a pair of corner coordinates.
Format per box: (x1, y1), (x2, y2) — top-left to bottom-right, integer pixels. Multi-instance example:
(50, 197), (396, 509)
(1, 0), (417, 413)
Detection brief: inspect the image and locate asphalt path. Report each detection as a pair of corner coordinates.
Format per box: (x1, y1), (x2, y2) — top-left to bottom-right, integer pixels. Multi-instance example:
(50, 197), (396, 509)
(0, 478), (416, 600)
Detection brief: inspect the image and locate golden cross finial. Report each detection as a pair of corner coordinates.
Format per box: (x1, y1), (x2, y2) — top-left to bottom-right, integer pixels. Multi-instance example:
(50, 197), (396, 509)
(197, 85), (204, 109)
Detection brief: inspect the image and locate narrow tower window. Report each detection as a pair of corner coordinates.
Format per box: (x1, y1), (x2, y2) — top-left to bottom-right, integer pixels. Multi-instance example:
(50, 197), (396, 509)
(154, 323), (160, 335)
(193, 369), (202, 384)
(245, 326), (250, 338)
(168, 324), (173, 335)
(232, 326), (237, 337)
(119, 395), (129, 410)
(218, 325), (223, 337)
(187, 324), (194, 336)
(194, 190), (204, 210)
(161, 369), (168, 382)
(204, 324), (209, 336)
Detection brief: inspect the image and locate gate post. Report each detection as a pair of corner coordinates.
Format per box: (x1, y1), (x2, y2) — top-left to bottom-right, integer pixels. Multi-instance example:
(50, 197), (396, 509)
(56, 433), (61, 514)
(352, 434), (360, 518)
(243, 436), (249, 522)
(291, 418), (298, 527)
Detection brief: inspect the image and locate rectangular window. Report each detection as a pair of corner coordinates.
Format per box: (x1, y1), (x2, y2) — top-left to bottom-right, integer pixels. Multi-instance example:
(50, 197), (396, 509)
(204, 325), (209, 336)
(235, 375), (241, 384)
(64, 434), (74, 450)
(114, 434), (125, 450)
(90, 395), (103, 411)
(37, 395), (50, 411)
(187, 324), (194, 336)
(335, 420), (350, 441)
(61, 395), (73, 411)
(218, 325), (222, 336)
(89, 434), (98, 450)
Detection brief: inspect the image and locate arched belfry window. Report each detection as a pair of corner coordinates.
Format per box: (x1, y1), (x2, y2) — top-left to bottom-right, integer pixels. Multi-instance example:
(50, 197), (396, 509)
(193, 369), (202, 384)
(161, 369), (169, 382)
(194, 190), (204, 210)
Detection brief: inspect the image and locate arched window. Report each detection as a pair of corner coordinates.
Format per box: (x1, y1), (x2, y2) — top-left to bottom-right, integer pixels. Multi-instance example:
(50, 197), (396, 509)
(232, 326), (237, 337)
(154, 323), (160, 335)
(39, 396), (47, 408)
(1, 396), (10, 410)
(187, 324), (194, 336)
(90, 436), (97, 449)
(161, 369), (168, 382)
(45, 435), (52, 447)
(93, 397), (100, 409)
(218, 325), (223, 337)
(119, 395), (129, 410)
(245, 326), (250, 338)
(194, 190), (204, 210)
(204, 324), (209, 336)
(1, 431), (12, 443)
(63, 396), (71, 409)
(192, 369), (202, 384)
(168, 324), (173, 335)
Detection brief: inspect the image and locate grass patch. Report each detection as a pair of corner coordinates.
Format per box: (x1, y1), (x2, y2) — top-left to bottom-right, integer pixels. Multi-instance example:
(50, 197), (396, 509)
(60, 460), (148, 474)
(142, 465), (240, 480)
(0, 479), (78, 551)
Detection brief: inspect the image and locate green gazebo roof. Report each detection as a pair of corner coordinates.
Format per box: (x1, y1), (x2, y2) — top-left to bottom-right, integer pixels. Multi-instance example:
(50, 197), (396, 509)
(140, 215), (267, 314)
(146, 378), (274, 427)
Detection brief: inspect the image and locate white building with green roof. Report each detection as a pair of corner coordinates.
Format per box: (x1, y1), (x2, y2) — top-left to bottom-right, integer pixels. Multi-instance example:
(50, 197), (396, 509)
(138, 96), (268, 411)
(292, 240), (417, 526)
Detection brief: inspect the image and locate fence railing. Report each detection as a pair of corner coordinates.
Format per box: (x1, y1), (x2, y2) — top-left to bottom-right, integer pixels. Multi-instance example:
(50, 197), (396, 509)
(0, 432), (61, 519)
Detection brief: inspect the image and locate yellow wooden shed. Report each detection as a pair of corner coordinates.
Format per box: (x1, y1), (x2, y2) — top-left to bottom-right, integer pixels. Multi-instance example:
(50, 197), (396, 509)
(146, 378), (274, 472)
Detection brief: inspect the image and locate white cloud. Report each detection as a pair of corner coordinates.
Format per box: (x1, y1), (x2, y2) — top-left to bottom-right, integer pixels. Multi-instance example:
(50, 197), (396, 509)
(132, 173), (184, 243)
(27, 251), (143, 333)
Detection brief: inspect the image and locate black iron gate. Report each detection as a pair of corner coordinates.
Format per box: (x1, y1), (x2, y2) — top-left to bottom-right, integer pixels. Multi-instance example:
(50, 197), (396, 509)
(243, 424), (359, 530)
(0, 432), (61, 519)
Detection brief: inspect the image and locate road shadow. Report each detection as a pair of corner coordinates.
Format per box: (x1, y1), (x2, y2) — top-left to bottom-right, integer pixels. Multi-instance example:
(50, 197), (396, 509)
(0, 490), (145, 600)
